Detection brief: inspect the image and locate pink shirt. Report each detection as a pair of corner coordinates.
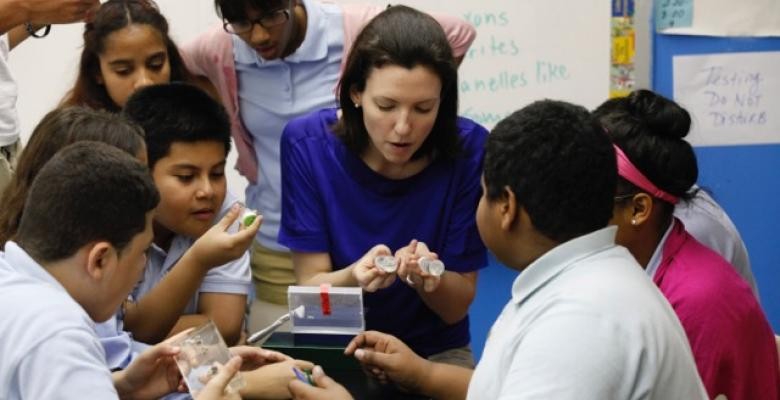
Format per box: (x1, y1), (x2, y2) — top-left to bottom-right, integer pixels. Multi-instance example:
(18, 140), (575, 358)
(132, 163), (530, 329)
(655, 219), (779, 400)
(181, 3), (476, 183)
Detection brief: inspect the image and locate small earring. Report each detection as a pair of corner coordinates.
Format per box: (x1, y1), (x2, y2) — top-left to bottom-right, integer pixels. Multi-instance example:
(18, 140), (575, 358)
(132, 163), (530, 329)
(354, 103), (360, 108)
(631, 218), (637, 226)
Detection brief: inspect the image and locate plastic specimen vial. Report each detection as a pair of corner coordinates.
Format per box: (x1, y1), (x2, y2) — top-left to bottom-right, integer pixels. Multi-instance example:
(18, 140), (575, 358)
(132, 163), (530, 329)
(374, 255), (398, 273)
(419, 257), (445, 276)
(242, 209), (258, 226)
(170, 320), (245, 396)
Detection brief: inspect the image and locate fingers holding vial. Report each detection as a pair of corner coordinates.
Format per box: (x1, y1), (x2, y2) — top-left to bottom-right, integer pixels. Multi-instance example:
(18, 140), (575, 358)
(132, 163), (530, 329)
(394, 239), (421, 285)
(363, 241), (447, 293)
(374, 255), (397, 273)
(354, 245), (396, 292)
(396, 240), (445, 292)
(419, 257), (445, 276)
(418, 256), (444, 292)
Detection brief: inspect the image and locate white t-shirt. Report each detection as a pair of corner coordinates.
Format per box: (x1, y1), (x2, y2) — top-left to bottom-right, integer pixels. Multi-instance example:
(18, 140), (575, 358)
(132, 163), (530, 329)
(468, 227), (707, 400)
(0, 34), (19, 147)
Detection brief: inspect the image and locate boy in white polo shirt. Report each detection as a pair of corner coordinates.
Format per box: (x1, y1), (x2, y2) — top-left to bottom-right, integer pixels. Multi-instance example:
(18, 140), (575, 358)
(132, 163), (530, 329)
(289, 100), (708, 400)
(0, 142), (242, 399)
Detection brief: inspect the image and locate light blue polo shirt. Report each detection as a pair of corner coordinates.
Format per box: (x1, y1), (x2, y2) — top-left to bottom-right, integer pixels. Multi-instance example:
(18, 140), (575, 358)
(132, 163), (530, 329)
(95, 313), (149, 370)
(96, 191), (251, 369)
(0, 242), (118, 399)
(131, 190), (252, 311)
(234, 0), (344, 250)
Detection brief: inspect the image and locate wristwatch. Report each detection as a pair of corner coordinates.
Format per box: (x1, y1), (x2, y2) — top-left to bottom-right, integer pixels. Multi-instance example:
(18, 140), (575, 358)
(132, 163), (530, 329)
(25, 22), (51, 38)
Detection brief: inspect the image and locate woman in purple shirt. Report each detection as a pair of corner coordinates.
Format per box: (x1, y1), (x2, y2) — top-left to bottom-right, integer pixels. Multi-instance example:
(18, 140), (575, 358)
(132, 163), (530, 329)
(278, 6), (487, 367)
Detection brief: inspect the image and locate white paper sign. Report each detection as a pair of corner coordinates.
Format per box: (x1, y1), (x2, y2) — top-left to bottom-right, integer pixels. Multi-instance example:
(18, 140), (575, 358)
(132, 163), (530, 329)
(673, 52), (780, 146)
(659, 0), (780, 37)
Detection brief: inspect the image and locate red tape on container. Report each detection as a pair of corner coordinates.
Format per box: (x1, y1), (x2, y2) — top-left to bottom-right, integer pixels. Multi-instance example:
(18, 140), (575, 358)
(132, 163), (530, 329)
(319, 283), (332, 316)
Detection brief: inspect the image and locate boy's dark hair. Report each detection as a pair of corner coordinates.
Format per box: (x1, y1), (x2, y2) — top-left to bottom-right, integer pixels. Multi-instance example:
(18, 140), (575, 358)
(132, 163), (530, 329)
(334, 5), (461, 161)
(593, 89), (698, 214)
(61, 0), (193, 112)
(215, 0), (289, 21)
(484, 100), (616, 243)
(122, 83), (231, 169)
(15, 142), (159, 263)
(0, 107), (145, 246)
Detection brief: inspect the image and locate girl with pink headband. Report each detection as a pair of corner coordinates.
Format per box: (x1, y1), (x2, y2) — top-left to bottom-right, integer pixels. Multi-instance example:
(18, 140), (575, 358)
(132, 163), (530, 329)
(594, 89), (779, 400)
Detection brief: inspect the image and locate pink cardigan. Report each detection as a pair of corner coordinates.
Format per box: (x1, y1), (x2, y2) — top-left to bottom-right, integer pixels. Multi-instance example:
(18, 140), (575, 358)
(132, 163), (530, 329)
(656, 219), (780, 400)
(181, 3), (476, 183)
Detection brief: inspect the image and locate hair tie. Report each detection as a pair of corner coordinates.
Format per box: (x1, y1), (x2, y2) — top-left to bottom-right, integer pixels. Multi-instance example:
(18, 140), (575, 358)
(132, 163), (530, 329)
(614, 144), (679, 204)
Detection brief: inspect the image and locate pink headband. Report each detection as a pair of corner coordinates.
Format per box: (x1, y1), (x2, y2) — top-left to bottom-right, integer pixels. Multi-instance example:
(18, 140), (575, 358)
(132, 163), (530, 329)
(614, 144), (679, 204)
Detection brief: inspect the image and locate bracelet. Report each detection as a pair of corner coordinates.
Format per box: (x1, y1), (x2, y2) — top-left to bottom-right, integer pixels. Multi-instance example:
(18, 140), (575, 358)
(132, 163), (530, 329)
(25, 23), (51, 38)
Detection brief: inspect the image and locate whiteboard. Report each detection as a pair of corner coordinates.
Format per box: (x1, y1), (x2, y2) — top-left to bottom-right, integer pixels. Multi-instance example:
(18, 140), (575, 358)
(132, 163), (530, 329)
(338, 0), (611, 127)
(7, 0), (610, 195)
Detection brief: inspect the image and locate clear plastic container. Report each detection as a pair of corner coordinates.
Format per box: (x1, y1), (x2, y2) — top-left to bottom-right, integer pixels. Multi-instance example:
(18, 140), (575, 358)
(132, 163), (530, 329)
(419, 257), (445, 276)
(287, 285), (365, 335)
(170, 320), (245, 396)
(374, 255), (398, 273)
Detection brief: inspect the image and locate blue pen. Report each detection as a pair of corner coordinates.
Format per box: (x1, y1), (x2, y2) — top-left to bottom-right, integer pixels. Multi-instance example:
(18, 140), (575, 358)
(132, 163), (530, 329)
(293, 367), (314, 386)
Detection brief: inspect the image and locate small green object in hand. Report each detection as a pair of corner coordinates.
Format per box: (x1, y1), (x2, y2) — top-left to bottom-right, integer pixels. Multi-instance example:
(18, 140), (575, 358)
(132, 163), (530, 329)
(242, 210), (257, 227)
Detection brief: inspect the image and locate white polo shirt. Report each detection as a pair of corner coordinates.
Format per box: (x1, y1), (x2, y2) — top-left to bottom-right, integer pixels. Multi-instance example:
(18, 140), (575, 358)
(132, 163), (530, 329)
(0, 242), (117, 399)
(468, 227), (707, 400)
(674, 188), (757, 296)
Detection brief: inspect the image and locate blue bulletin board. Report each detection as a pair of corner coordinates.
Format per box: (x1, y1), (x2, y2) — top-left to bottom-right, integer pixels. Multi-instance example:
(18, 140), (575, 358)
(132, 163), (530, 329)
(652, 33), (780, 330)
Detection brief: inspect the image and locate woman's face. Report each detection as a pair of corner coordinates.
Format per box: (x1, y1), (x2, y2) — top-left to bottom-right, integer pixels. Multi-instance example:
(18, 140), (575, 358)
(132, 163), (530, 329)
(351, 64), (441, 177)
(97, 24), (171, 108)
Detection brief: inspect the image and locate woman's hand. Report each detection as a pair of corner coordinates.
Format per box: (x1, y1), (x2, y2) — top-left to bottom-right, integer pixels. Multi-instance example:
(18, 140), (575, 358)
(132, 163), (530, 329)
(395, 240), (442, 293)
(351, 245), (397, 292)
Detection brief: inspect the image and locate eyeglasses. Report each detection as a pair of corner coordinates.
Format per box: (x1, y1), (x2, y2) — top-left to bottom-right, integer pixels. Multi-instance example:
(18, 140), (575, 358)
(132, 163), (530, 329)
(223, 9), (290, 35)
(614, 193), (637, 202)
